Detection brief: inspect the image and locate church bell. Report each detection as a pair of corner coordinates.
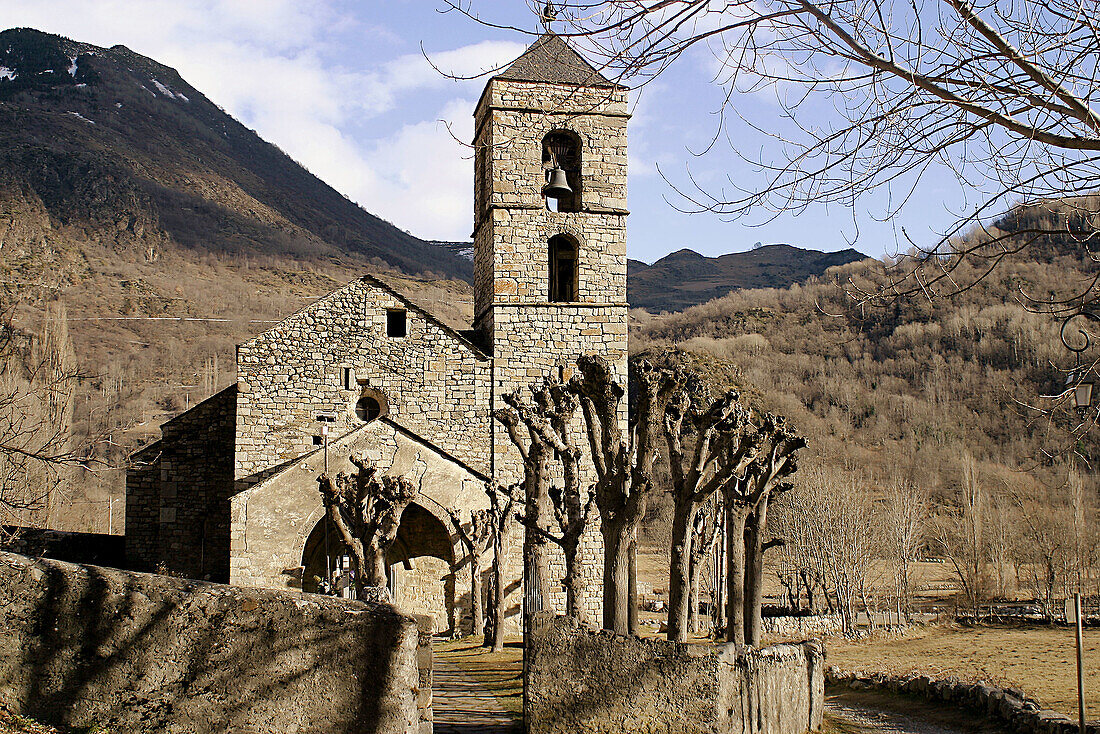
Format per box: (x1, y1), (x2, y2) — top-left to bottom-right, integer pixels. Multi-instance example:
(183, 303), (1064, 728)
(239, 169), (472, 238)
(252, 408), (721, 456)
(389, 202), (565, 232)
(544, 166), (573, 199)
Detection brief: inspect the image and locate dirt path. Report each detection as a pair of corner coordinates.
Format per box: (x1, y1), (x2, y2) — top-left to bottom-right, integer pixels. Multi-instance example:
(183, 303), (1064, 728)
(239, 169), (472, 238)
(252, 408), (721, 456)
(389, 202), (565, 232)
(432, 642), (523, 734)
(825, 690), (1011, 734)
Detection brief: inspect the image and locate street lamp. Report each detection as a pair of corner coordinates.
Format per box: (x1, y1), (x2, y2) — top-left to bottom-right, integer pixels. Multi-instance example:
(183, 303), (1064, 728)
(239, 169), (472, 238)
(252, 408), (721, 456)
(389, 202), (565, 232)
(1067, 369), (1096, 409)
(315, 413), (337, 595)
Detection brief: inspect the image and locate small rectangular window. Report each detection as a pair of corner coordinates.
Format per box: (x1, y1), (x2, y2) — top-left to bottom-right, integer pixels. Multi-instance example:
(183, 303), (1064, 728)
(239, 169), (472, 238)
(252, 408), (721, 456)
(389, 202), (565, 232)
(387, 309), (407, 338)
(342, 367), (354, 390)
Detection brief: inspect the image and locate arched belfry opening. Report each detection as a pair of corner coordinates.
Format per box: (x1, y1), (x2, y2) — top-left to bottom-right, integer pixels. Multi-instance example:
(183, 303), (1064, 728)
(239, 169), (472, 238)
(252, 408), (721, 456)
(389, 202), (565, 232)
(549, 234), (579, 302)
(542, 130), (582, 212)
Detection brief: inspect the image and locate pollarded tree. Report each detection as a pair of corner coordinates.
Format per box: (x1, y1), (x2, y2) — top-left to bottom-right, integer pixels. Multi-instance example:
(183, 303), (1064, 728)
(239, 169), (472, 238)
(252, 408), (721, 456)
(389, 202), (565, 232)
(446, 507), (493, 636)
(663, 381), (760, 642)
(720, 413), (805, 646)
(316, 456), (418, 599)
(501, 378), (597, 621)
(493, 399), (555, 616)
(570, 354), (679, 634)
(484, 482), (520, 652)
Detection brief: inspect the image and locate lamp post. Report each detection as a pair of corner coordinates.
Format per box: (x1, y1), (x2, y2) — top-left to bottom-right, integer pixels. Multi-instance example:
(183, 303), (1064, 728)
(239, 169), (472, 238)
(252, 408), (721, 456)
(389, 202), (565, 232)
(1057, 370), (1091, 734)
(315, 413), (337, 594)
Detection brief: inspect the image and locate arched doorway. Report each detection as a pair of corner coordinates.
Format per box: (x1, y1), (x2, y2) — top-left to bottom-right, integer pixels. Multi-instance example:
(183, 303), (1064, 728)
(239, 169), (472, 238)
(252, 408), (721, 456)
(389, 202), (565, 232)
(300, 502), (458, 631)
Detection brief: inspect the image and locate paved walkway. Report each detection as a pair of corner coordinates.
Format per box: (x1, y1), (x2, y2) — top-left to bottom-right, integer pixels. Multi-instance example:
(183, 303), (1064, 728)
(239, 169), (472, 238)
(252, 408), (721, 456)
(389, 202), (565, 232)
(825, 690), (1011, 734)
(432, 645), (522, 734)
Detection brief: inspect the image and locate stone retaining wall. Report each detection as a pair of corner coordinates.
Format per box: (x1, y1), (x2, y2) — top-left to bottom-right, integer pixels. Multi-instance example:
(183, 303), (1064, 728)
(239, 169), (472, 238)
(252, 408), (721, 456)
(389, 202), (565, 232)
(827, 667), (1099, 734)
(525, 613), (824, 734)
(0, 552), (430, 734)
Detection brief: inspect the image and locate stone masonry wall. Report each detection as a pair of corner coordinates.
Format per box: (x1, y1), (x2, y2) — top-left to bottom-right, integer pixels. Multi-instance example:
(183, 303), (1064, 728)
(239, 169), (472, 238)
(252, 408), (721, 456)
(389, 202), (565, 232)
(0, 552), (428, 734)
(492, 305), (627, 622)
(228, 417), (504, 636)
(125, 385), (236, 580)
(235, 275), (492, 484)
(476, 209), (627, 310)
(525, 614), (825, 734)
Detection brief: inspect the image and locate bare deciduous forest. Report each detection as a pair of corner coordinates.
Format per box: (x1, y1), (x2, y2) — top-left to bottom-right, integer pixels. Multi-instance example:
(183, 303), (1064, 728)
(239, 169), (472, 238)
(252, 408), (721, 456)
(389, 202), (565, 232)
(632, 199), (1100, 616)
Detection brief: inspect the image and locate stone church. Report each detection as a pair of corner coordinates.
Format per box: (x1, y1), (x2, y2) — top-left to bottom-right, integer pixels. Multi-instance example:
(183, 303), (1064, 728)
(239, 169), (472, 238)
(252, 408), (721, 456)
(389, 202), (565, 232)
(125, 32), (629, 633)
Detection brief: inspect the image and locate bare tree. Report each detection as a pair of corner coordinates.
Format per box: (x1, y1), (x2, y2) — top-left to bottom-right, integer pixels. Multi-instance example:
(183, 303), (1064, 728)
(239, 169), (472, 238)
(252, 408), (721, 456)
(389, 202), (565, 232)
(0, 300), (79, 535)
(717, 413), (804, 645)
(446, 507), (493, 636)
(454, 1), (1100, 308)
(569, 354), (677, 634)
(500, 379), (597, 621)
(663, 381), (758, 642)
(316, 456), (418, 599)
(484, 483), (520, 652)
(494, 400), (555, 616)
(881, 478), (928, 623)
(934, 452), (990, 615)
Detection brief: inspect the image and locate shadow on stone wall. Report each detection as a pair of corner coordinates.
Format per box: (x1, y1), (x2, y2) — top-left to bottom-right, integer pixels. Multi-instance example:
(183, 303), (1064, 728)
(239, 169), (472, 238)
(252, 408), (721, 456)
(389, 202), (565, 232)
(0, 552), (423, 734)
(524, 613), (824, 734)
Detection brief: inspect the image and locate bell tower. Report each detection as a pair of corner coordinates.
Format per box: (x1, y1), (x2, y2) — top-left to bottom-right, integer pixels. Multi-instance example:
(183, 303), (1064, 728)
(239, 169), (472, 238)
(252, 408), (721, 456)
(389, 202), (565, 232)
(473, 32), (629, 621)
(472, 33), (629, 462)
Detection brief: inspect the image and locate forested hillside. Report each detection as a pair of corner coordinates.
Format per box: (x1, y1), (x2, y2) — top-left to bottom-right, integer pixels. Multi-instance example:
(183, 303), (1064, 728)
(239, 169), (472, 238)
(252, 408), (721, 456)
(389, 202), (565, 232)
(633, 200), (1100, 612)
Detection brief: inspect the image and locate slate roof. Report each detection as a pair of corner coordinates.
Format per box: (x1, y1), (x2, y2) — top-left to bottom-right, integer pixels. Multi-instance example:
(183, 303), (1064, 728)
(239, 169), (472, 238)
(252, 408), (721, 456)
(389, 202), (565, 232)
(496, 32), (617, 88)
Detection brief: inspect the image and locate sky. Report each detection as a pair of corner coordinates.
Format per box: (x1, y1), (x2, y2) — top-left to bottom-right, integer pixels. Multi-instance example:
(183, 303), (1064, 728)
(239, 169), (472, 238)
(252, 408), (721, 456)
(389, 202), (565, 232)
(0, 1), (968, 264)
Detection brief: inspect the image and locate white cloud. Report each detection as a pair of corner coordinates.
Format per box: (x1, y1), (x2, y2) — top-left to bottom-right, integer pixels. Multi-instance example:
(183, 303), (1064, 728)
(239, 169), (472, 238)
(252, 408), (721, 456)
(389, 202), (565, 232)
(357, 98), (476, 241)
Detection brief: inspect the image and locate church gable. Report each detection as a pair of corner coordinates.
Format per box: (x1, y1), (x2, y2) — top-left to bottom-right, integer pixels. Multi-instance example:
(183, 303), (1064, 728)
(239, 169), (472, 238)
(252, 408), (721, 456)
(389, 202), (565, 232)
(234, 275), (492, 484)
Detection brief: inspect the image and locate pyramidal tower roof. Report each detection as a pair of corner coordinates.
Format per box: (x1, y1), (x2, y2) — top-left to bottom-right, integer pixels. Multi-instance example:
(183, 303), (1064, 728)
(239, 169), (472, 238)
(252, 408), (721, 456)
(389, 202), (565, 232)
(496, 32), (617, 88)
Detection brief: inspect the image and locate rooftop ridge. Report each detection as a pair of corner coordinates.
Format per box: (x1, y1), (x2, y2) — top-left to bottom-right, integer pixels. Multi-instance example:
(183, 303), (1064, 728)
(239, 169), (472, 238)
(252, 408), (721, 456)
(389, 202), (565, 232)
(496, 32), (617, 88)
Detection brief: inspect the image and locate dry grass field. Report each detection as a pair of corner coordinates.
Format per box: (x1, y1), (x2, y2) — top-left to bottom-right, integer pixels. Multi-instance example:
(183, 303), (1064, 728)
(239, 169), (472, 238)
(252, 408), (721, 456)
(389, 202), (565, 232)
(827, 623), (1099, 719)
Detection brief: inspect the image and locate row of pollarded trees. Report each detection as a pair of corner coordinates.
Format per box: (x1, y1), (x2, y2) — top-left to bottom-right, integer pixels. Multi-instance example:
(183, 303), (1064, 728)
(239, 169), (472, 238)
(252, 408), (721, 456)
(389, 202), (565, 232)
(493, 353), (806, 644)
(313, 351), (807, 645)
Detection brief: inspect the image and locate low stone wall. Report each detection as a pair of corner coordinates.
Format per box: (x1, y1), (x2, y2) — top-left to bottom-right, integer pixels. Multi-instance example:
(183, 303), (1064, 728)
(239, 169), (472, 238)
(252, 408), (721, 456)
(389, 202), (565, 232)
(763, 614), (844, 637)
(526, 613), (824, 734)
(0, 552), (429, 734)
(827, 667), (1098, 734)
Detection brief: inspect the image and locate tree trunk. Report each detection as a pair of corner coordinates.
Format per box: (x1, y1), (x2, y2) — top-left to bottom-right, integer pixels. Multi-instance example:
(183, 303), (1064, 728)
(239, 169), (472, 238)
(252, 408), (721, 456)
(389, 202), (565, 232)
(743, 507), (767, 647)
(562, 538), (585, 622)
(666, 503), (698, 642)
(629, 533), (639, 635)
(365, 540), (387, 588)
(716, 517), (726, 636)
(470, 549), (483, 636)
(491, 531), (507, 652)
(602, 520), (633, 634)
(525, 449), (553, 615)
(725, 506), (749, 644)
(688, 554), (703, 635)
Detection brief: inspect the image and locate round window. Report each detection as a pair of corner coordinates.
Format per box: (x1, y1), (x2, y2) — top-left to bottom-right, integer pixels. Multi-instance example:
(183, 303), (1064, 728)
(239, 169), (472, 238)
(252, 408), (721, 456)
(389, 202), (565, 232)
(355, 396), (382, 422)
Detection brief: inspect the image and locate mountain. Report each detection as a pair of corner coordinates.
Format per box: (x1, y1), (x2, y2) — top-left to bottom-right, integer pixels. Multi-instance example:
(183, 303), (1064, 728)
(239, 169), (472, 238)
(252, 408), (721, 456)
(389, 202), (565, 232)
(0, 27), (469, 280)
(628, 244), (868, 312)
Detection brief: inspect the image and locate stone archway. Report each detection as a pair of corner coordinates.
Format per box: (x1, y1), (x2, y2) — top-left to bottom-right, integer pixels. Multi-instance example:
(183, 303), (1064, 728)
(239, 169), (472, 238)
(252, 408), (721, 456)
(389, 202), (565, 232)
(299, 501), (459, 632)
(387, 502), (458, 632)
